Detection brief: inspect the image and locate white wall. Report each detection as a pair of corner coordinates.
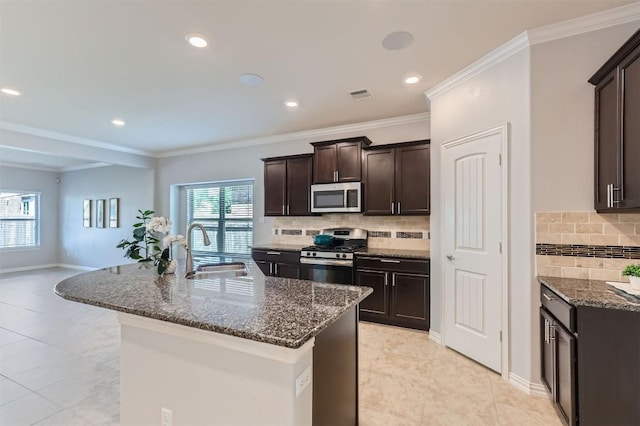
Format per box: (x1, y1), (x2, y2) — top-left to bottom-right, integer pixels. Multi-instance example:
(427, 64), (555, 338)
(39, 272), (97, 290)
(156, 119), (430, 246)
(59, 165), (155, 268)
(428, 49), (532, 381)
(0, 166), (60, 270)
(531, 22), (639, 211)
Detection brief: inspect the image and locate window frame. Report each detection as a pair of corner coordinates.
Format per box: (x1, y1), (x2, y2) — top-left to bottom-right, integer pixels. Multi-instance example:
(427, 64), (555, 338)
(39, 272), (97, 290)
(0, 190), (41, 251)
(184, 180), (254, 259)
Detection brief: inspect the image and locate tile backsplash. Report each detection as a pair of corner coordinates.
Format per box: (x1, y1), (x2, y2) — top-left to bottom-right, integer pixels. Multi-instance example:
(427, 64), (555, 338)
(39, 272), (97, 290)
(536, 212), (640, 282)
(271, 215), (430, 251)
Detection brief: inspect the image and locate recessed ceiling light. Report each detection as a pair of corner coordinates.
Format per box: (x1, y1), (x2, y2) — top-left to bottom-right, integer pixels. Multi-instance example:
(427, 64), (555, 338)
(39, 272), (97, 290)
(404, 74), (422, 84)
(186, 33), (208, 48)
(382, 31), (414, 51)
(1, 88), (21, 96)
(111, 119), (126, 127)
(284, 99), (299, 109)
(240, 73), (264, 86)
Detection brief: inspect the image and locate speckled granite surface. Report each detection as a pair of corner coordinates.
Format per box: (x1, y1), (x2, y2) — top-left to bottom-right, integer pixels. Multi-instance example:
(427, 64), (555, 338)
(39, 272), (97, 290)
(55, 263), (372, 349)
(357, 248), (430, 260)
(251, 244), (307, 252)
(538, 276), (640, 312)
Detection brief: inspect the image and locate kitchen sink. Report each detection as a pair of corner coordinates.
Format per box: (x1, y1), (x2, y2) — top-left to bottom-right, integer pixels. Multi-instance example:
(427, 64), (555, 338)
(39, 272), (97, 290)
(186, 262), (248, 279)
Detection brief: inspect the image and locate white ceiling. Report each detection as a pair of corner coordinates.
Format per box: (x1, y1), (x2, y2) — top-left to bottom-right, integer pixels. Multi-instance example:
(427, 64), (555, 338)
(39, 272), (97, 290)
(0, 0), (636, 170)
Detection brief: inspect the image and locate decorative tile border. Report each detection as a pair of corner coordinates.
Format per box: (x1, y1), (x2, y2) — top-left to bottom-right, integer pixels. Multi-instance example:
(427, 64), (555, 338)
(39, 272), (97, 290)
(369, 231), (392, 238)
(536, 243), (640, 259)
(397, 231), (424, 239)
(281, 229), (302, 236)
(305, 230), (319, 236)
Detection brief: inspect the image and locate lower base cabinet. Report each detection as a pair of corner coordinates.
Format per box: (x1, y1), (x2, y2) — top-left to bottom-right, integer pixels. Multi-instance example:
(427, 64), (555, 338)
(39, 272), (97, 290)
(540, 284), (640, 425)
(251, 249), (300, 279)
(355, 256), (429, 330)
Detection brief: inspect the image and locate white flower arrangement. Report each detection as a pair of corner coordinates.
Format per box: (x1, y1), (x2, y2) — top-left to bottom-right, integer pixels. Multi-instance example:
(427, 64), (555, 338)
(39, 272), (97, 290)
(146, 216), (172, 233)
(163, 234), (187, 259)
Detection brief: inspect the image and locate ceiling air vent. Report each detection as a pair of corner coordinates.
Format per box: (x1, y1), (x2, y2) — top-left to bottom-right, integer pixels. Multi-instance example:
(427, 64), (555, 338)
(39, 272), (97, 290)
(350, 88), (373, 101)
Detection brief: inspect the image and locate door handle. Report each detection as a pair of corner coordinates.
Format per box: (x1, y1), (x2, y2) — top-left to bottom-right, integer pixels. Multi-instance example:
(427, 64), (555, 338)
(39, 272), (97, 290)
(446, 254), (455, 261)
(267, 251), (281, 255)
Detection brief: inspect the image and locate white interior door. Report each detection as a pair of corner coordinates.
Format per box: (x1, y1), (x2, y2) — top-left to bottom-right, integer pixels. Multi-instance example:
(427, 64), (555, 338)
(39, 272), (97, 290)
(442, 126), (505, 373)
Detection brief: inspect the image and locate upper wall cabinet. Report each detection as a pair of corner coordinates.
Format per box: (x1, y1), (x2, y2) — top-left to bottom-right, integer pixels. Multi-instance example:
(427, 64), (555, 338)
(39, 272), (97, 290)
(311, 136), (372, 183)
(362, 140), (430, 216)
(262, 154), (313, 216)
(590, 29), (640, 212)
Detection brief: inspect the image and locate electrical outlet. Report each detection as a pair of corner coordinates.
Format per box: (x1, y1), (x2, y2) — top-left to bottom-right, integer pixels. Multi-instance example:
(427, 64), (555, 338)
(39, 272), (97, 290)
(295, 366), (312, 397)
(161, 407), (172, 426)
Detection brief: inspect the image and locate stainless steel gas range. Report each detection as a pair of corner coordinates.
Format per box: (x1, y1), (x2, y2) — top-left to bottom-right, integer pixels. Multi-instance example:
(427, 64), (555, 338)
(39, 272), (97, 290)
(300, 228), (367, 285)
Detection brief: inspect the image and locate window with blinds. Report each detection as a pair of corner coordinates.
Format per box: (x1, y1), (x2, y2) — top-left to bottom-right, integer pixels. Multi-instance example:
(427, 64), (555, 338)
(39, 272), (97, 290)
(186, 181), (253, 258)
(0, 191), (40, 249)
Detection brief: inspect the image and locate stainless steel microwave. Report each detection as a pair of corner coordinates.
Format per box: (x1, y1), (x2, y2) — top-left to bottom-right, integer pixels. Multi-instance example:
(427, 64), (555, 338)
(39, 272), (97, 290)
(310, 182), (362, 213)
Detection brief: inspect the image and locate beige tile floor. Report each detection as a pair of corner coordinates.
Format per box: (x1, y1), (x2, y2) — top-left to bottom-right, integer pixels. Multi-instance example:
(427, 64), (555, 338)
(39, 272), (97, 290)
(0, 267), (561, 425)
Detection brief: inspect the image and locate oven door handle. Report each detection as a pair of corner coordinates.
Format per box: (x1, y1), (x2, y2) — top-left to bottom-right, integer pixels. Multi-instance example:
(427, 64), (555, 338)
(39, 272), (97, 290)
(300, 258), (353, 267)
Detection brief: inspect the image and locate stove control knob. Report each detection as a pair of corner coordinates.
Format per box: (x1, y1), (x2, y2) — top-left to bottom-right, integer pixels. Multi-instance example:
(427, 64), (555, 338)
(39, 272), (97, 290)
(336, 253), (340, 258)
(305, 252), (310, 256)
(342, 254), (347, 258)
(312, 252), (316, 256)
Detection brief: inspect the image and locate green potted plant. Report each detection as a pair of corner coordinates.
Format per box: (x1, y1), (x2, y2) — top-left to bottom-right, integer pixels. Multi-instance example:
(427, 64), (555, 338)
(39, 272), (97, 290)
(622, 264), (640, 290)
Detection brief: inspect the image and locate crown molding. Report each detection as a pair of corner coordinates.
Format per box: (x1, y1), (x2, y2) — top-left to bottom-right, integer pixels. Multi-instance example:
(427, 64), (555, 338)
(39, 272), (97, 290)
(0, 161), (59, 172)
(425, 3), (640, 101)
(528, 2), (640, 46)
(0, 121), (153, 157)
(424, 32), (530, 101)
(60, 162), (111, 172)
(157, 112), (430, 158)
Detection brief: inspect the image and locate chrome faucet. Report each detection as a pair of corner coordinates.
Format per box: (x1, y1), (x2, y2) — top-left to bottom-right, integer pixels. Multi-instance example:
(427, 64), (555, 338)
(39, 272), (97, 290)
(185, 223), (211, 278)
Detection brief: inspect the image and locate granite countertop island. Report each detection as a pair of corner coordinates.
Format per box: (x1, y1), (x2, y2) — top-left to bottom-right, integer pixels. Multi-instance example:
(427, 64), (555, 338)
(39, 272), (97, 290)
(538, 275), (640, 312)
(55, 261), (370, 425)
(55, 262), (372, 348)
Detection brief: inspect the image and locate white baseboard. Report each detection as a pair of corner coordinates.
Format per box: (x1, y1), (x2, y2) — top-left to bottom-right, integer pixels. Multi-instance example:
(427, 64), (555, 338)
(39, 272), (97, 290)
(509, 372), (549, 397)
(428, 329), (442, 344)
(0, 263), (97, 274)
(56, 263), (97, 271)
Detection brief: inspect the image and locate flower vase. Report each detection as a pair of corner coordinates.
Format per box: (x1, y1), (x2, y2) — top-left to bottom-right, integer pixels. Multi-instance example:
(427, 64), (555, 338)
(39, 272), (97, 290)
(165, 259), (178, 275)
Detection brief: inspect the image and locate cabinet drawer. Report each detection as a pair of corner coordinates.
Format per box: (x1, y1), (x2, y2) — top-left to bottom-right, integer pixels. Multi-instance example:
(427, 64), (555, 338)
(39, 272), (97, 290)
(356, 256), (429, 274)
(251, 249), (300, 264)
(540, 285), (576, 333)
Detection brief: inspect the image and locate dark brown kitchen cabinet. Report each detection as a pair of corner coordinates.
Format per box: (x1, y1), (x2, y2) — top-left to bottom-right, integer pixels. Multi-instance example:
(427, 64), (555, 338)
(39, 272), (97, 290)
(251, 249), (300, 279)
(540, 282), (640, 426)
(311, 136), (372, 183)
(355, 256), (429, 330)
(540, 306), (576, 426)
(262, 154), (313, 216)
(590, 29), (640, 212)
(362, 140), (430, 216)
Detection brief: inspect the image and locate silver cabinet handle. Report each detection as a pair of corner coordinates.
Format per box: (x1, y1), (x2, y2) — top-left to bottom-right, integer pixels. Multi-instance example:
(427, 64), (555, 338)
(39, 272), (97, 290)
(282, 204), (285, 215)
(267, 251), (281, 255)
(542, 293), (555, 301)
(613, 186), (621, 205)
(446, 254), (454, 261)
(392, 276), (396, 287)
(544, 318), (549, 344)
(274, 263), (279, 275)
(287, 205), (290, 215)
(336, 171), (339, 181)
(384, 274), (388, 286)
(333, 171), (338, 182)
(549, 325), (556, 341)
(397, 202), (401, 215)
(269, 263), (273, 275)
(391, 202), (395, 214)
(607, 184), (611, 208)
(380, 259), (400, 263)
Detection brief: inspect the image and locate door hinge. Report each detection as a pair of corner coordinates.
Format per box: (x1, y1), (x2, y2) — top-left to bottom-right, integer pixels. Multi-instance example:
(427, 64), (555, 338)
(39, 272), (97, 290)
(499, 242), (502, 253)
(500, 331), (502, 342)
(498, 154), (502, 165)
